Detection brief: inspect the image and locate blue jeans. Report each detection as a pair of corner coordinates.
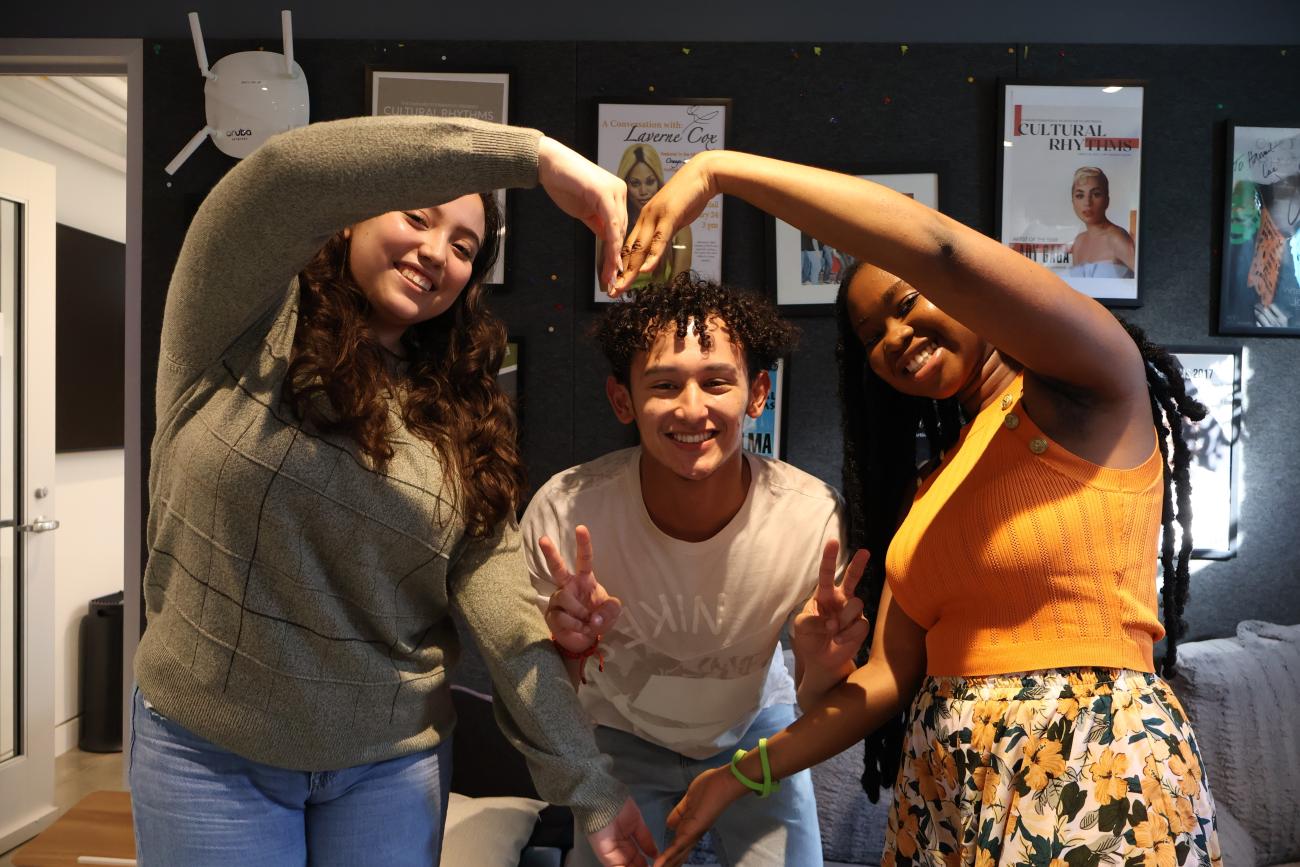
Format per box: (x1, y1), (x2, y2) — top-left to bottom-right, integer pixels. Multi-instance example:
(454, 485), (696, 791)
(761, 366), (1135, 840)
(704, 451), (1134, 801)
(568, 704), (820, 867)
(129, 688), (452, 866)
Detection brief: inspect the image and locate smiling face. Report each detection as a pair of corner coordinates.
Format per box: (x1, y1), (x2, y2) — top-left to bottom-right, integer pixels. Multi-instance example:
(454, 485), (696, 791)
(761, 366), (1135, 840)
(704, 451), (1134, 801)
(606, 317), (768, 482)
(625, 161), (662, 210)
(345, 194), (486, 350)
(1071, 175), (1110, 226)
(845, 265), (983, 400)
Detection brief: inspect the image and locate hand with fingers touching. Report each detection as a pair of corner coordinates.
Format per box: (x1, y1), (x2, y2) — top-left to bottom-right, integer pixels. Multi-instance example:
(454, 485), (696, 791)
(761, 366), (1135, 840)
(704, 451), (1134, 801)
(791, 541), (871, 706)
(537, 136), (628, 292)
(538, 524), (623, 682)
(610, 151), (720, 298)
(588, 796), (660, 867)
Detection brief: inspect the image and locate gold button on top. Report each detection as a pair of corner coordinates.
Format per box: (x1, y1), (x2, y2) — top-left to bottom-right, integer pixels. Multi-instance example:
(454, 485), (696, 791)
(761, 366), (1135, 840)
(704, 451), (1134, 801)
(1000, 394), (1014, 410)
(1003, 413), (1020, 430)
(1029, 437), (1048, 455)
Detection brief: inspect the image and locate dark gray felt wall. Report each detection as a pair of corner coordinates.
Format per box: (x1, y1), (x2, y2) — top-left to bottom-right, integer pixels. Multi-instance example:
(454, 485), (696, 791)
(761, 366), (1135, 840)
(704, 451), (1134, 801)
(124, 37), (1299, 644)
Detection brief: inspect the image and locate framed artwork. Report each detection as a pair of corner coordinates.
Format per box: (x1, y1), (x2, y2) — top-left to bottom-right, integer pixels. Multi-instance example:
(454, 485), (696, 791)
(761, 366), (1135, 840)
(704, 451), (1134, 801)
(742, 358), (786, 460)
(1168, 346), (1242, 560)
(998, 82), (1146, 306)
(1218, 124), (1300, 336)
(367, 69), (511, 285)
(771, 169), (940, 314)
(592, 99), (731, 304)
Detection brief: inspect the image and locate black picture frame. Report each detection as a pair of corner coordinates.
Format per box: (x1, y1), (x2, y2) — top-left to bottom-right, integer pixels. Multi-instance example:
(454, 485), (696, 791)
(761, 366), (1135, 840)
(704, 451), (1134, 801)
(586, 97), (733, 307)
(766, 165), (943, 316)
(996, 80), (1147, 308)
(1167, 345), (1243, 560)
(1217, 123), (1300, 337)
(366, 67), (514, 287)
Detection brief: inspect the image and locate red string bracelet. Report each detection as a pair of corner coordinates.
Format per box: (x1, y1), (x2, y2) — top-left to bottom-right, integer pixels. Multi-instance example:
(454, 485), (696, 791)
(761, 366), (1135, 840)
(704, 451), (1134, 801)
(551, 636), (605, 684)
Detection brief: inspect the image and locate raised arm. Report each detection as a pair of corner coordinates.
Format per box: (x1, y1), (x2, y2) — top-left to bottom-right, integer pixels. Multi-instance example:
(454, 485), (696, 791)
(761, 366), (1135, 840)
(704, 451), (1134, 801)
(618, 151), (1146, 405)
(159, 117), (626, 413)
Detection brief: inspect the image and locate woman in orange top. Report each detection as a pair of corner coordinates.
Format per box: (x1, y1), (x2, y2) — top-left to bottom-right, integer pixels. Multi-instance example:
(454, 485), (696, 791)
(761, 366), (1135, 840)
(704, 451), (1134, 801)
(612, 151), (1220, 867)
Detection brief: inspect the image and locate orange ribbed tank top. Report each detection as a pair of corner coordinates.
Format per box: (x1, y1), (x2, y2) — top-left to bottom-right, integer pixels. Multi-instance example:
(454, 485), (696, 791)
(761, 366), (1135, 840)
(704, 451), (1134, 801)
(885, 373), (1165, 676)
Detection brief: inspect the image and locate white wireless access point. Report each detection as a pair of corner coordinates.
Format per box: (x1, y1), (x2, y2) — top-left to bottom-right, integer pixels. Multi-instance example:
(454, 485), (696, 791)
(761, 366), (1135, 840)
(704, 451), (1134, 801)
(165, 10), (310, 175)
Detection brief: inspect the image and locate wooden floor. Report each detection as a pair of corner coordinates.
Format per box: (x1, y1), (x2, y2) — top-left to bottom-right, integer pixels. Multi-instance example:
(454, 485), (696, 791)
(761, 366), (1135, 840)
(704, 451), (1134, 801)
(0, 749), (126, 867)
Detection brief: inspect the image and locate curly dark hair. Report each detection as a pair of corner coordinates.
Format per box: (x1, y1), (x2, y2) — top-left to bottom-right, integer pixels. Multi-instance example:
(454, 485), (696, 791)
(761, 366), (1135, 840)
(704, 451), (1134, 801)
(594, 274), (799, 383)
(282, 192), (524, 539)
(833, 261), (1208, 801)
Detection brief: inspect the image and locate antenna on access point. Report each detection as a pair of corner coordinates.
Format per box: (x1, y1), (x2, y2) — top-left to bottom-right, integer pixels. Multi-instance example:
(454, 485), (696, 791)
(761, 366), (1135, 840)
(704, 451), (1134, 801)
(165, 9), (310, 175)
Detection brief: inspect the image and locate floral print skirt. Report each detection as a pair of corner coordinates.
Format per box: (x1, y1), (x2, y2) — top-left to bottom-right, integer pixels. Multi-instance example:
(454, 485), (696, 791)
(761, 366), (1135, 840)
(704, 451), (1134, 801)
(883, 668), (1221, 867)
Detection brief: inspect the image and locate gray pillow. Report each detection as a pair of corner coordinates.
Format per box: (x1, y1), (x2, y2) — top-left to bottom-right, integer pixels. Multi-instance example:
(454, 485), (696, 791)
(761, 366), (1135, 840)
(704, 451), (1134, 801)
(1168, 621), (1300, 866)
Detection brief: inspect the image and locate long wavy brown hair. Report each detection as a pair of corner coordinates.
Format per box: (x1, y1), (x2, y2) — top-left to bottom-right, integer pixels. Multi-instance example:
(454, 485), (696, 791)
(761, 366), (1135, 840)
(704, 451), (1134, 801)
(282, 193), (523, 538)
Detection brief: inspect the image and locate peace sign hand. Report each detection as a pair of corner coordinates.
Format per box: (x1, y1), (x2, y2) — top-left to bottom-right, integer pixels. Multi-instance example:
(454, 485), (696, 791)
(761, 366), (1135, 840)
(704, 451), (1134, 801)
(538, 524), (623, 655)
(791, 540), (871, 675)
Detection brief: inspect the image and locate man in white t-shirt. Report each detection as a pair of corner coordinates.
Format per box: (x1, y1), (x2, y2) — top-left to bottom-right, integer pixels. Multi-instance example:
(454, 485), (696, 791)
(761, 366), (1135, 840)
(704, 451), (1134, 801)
(521, 279), (870, 866)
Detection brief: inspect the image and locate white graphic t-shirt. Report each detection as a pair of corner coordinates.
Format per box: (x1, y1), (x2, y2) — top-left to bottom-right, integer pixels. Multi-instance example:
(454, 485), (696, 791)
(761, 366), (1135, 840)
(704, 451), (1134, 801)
(522, 447), (845, 759)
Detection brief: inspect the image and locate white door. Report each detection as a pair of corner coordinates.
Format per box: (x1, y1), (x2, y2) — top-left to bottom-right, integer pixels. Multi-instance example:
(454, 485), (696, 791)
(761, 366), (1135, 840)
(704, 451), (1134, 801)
(0, 147), (59, 851)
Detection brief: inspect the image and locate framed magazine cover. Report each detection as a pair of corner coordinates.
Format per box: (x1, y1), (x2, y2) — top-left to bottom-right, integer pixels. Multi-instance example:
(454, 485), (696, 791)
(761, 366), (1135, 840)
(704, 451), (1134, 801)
(742, 358), (787, 460)
(998, 81), (1146, 307)
(367, 69), (511, 286)
(1218, 123), (1300, 336)
(1167, 346), (1242, 560)
(769, 168), (940, 314)
(591, 98), (731, 304)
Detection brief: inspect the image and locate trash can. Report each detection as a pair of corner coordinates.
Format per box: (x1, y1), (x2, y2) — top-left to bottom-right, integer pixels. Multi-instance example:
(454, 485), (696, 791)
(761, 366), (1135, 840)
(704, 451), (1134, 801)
(78, 590), (123, 752)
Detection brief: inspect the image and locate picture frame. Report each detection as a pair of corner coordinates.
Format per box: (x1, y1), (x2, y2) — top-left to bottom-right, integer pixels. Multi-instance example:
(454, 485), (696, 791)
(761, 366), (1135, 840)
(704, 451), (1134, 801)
(590, 98), (731, 305)
(1168, 346), (1242, 560)
(742, 358), (786, 460)
(997, 81), (1146, 307)
(500, 338), (521, 424)
(770, 168), (940, 314)
(1218, 123), (1300, 336)
(367, 69), (512, 286)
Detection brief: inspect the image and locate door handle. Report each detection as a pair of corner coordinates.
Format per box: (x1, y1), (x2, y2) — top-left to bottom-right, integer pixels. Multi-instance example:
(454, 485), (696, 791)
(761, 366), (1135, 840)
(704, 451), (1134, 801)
(17, 517), (59, 533)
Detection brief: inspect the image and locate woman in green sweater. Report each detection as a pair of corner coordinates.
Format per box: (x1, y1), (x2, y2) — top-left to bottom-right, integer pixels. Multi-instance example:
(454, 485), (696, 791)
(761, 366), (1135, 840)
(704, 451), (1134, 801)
(130, 116), (655, 867)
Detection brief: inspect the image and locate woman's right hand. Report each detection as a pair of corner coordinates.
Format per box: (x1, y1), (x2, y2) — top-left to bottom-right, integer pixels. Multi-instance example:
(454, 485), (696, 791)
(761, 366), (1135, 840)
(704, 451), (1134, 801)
(654, 765), (747, 867)
(537, 136), (627, 291)
(613, 151), (721, 297)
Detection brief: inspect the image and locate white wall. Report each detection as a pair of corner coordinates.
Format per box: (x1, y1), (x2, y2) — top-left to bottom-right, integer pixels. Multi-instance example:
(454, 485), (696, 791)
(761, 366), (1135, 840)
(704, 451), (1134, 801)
(0, 117), (124, 242)
(0, 113), (125, 753)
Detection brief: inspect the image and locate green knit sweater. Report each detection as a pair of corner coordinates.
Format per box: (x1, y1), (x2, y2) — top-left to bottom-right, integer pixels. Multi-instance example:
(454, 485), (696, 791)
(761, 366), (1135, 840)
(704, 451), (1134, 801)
(136, 116), (625, 834)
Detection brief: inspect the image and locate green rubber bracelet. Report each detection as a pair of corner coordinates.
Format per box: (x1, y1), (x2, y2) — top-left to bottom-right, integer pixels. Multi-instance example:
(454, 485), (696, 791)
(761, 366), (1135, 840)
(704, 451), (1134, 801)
(728, 737), (781, 798)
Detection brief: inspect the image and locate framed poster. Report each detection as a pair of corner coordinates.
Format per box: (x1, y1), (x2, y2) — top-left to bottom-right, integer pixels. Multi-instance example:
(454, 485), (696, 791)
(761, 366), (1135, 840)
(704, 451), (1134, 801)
(998, 82), (1145, 306)
(771, 169), (940, 314)
(1218, 124), (1300, 336)
(742, 358), (786, 459)
(367, 70), (511, 285)
(1168, 346), (1242, 560)
(593, 99), (731, 303)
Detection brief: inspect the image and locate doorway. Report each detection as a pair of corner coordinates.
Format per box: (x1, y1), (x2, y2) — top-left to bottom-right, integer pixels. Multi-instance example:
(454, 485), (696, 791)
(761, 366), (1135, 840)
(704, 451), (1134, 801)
(0, 39), (142, 853)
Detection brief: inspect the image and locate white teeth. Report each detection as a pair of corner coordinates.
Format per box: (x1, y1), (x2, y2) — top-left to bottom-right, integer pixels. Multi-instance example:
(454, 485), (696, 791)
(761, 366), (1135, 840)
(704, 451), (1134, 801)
(399, 266), (432, 291)
(670, 432), (713, 444)
(904, 344), (935, 375)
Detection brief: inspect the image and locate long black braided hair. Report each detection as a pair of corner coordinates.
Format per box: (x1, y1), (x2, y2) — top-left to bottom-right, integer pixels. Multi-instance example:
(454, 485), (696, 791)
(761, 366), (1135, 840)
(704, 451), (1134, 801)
(833, 262), (1208, 800)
